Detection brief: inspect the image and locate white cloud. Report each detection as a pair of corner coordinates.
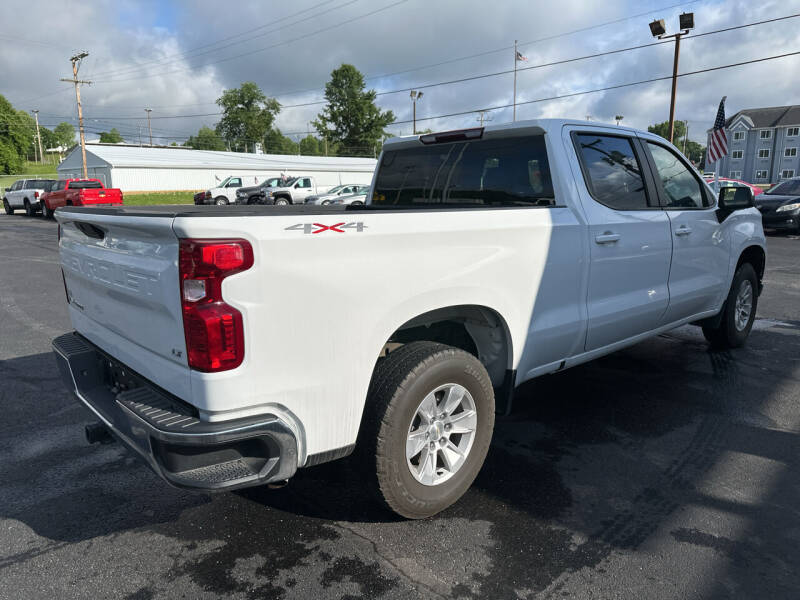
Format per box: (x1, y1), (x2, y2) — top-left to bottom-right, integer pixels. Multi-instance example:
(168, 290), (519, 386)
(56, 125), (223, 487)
(2, 0), (799, 146)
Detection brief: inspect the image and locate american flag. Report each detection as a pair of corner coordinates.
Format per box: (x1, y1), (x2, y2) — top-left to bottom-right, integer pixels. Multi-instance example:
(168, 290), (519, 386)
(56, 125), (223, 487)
(707, 96), (728, 164)
(515, 50), (528, 62)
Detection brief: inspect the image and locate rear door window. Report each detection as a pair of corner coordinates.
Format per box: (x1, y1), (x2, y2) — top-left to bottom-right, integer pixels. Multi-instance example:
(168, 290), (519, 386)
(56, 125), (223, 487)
(574, 133), (652, 210)
(372, 135), (555, 207)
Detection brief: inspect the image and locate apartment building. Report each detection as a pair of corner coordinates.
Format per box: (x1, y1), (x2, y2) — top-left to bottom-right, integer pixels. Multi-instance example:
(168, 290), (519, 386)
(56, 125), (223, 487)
(707, 105), (800, 184)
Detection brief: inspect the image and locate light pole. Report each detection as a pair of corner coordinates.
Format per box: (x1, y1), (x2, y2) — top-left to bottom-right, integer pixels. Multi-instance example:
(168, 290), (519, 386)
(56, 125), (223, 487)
(410, 90), (423, 134)
(144, 108), (153, 146)
(649, 12), (694, 143)
(615, 115), (624, 126)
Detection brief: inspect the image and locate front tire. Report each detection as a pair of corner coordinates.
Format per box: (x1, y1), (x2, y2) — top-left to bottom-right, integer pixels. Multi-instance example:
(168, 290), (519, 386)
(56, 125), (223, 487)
(273, 196), (290, 206)
(702, 262), (758, 348)
(2, 199), (12, 215)
(359, 341), (495, 519)
(214, 196), (228, 205)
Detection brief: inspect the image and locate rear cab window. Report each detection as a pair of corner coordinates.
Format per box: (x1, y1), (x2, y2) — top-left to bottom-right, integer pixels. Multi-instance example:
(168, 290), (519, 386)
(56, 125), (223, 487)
(68, 180), (103, 190)
(371, 135), (555, 207)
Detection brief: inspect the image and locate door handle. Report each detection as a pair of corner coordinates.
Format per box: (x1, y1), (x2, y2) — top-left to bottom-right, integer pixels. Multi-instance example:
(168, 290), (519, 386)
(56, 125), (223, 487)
(595, 232), (621, 244)
(675, 226), (693, 236)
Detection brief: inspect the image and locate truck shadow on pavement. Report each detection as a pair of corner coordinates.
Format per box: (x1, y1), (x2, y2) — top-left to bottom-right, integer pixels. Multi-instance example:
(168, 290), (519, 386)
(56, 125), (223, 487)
(2, 322), (800, 599)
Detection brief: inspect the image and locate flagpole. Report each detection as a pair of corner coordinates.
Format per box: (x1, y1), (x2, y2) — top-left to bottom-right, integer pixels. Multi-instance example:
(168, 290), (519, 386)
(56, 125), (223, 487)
(513, 40), (518, 122)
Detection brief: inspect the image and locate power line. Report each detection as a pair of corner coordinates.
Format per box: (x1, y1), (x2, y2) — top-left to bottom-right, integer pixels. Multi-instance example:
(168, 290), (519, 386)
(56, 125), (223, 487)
(379, 49), (800, 129)
(69, 13), (800, 122)
(89, 0), (356, 79)
(92, 0), (410, 84)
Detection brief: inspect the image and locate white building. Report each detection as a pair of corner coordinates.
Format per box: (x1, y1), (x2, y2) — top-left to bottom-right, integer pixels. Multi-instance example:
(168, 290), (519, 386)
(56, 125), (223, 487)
(57, 143), (378, 192)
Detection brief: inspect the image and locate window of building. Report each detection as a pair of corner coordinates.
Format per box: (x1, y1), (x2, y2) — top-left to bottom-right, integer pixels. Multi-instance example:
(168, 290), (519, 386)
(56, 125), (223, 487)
(729, 171), (742, 179)
(760, 130), (772, 140)
(732, 150), (743, 159)
(788, 127), (799, 137)
(758, 149), (770, 159)
(785, 147), (797, 158)
(781, 169), (796, 179)
(755, 170), (768, 180)
(647, 142), (710, 208)
(733, 131), (745, 141)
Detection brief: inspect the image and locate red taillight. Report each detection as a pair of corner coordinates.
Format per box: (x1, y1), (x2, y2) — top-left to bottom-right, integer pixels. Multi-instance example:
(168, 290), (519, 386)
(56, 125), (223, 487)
(179, 238), (254, 372)
(34, 191), (39, 199)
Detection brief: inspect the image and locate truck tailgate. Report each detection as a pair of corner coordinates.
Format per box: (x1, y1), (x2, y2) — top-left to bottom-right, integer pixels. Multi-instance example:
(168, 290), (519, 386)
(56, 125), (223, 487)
(56, 211), (191, 400)
(79, 188), (123, 205)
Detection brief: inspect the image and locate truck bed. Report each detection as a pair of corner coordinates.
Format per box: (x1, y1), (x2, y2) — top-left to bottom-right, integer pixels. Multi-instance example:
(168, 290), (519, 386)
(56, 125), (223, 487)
(57, 204), (355, 218)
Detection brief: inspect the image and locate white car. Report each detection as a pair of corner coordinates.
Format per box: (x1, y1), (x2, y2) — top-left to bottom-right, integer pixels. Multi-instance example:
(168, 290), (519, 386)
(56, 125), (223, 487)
(305, 184), (369, 205)
(3, 178), (57, 216)
(52, 119), (765, 519)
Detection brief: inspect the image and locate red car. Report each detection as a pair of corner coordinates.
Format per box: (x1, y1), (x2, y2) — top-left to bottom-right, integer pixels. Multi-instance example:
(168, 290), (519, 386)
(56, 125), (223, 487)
(41, 178), (123, 218)
(702, 176), (763, 197)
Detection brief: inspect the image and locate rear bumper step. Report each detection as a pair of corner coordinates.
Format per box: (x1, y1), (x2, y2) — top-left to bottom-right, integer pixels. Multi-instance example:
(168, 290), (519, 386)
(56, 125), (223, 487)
(52, 332), (298, 491)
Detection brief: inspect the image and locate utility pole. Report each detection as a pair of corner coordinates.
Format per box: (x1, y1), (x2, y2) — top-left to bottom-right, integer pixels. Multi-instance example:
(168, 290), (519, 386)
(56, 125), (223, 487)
(476, 109), (493, 127)
(144, 108), (153, 146)
(683, 120), (689, 157)
(648, 13), (694, 143)
(31, 110), (44, 163)
(61, 52), (91, 178)
(410, 90), (423, 134)
(513, 40), (518, 122)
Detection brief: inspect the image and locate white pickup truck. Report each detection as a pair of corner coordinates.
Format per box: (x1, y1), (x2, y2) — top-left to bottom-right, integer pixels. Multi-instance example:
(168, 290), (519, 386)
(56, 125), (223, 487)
(3, 178), (56, 216)
(53, 119), (765, 518)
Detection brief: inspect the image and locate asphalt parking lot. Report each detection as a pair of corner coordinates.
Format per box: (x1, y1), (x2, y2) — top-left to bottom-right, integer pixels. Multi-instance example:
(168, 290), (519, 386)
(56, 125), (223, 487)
(1, 212), (799, 600)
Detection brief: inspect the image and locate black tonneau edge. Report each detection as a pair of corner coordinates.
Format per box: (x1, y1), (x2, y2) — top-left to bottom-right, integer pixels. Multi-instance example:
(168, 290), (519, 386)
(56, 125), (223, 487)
(56, 204), (353, 218)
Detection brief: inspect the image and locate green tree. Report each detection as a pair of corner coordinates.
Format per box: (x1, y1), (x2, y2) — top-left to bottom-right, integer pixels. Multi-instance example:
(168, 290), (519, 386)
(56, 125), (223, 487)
(299, 134), (321, 156)
(647, 121), (687, 142)
(185, 126), (226, 151)
(648, 121), (705, 164)
(263, 127), (298, 155)
(0, 95), (33, 172)
(313, 64), (395, 156)
(99, 128), (124, 143)
(215, 82), (280, 151)
(53, 122), (75, 148)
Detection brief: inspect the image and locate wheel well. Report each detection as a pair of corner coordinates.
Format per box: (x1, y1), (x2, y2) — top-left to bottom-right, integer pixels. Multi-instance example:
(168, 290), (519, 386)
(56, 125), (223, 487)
(384, 305), (512, 387)
(737, 245), (765, 285)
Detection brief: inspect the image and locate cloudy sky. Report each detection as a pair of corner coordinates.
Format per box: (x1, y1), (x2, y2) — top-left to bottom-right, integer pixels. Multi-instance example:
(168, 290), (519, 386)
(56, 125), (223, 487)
(2, 0), (799, 147)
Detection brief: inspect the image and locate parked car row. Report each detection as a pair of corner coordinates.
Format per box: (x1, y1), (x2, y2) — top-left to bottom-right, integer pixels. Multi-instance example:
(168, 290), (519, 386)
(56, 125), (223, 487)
(3, 178), (123, 217)
(194, 173), (373, 206)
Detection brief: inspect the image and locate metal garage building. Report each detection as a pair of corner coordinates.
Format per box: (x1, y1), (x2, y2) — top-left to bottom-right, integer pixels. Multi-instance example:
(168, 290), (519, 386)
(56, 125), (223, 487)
(56, 143), (378, 192)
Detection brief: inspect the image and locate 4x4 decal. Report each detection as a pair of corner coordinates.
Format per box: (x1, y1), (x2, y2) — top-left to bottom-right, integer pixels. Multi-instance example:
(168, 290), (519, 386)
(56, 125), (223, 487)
(285, 222), (367, 234)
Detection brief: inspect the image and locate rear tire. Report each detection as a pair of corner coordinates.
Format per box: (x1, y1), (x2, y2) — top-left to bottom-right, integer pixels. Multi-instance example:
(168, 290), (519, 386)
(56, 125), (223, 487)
(214, 197), (228, 205)
(702, 262), (758, 348)
(41, 202), (52, 219)
(24, 200), (34, 217)
(4, 199), (14, 215)
(359, 341), (495, 519)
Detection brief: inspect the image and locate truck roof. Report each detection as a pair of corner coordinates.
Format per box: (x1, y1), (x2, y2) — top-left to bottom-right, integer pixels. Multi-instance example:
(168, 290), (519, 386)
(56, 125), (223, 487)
(383, 118), (642, 150)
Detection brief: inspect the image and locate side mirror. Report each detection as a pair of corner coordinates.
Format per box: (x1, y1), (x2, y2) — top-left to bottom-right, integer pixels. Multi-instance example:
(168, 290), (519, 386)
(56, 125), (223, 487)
(718, 185), (753, 210)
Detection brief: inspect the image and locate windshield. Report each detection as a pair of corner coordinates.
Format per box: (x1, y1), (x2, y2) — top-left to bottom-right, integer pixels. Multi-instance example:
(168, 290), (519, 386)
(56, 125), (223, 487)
(372, 135), (555, 207)
(766, 180), (800, 195)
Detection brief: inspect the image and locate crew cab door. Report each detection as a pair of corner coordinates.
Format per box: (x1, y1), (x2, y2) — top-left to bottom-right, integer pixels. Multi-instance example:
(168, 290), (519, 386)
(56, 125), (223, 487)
(641, 139), (730, 322)
(7, 180), (23, 206)
(568, 129), (672, 351)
